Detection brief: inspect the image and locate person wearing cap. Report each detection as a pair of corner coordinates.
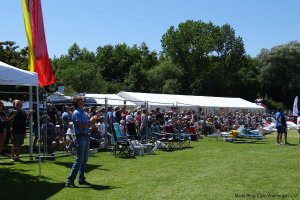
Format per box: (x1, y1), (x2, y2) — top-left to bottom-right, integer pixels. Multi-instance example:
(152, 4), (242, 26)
(126, 114), (137, 139)
(297, 111), (300, 144)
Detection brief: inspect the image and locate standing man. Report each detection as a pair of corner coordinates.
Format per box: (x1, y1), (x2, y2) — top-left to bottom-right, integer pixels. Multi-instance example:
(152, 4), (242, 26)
(9, 100), (31, 161)
(275, 107), (288, 145)
(66, 97), (97, 188)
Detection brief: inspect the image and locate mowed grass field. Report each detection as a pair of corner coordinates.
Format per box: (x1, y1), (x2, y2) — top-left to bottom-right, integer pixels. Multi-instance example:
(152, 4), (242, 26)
(0, 130), (300, 200)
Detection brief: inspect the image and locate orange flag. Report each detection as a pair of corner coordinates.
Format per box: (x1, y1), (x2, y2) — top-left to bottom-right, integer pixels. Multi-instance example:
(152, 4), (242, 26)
(22, 0), (55, 86)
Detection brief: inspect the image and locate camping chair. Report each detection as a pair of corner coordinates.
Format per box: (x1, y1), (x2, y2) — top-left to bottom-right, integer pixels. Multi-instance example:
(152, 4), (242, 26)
(152, 131), (169, 150)
(161, 131), (182, 150)
(177, 128), (191, 148)
(111, 123), (134, 158)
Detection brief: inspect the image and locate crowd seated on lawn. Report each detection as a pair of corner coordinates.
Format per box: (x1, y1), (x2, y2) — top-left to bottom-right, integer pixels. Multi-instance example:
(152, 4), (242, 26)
(0, 98), (292, 157)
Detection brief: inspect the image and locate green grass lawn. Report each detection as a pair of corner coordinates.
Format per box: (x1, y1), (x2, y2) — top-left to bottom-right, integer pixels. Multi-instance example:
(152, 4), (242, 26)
(1, 131), (300, 200)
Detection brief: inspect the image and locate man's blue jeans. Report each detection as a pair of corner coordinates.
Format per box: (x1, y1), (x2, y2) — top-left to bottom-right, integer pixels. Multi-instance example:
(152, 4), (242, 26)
(67, 135), (90, 183)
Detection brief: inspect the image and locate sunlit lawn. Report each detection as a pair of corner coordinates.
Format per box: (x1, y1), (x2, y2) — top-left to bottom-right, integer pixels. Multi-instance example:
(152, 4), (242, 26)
(1, 130), (300, 200)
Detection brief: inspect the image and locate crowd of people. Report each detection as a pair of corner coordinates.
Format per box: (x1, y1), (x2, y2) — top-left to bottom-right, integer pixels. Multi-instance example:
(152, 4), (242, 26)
(1, 97), (298, 161)
(1, 97), (300, 187)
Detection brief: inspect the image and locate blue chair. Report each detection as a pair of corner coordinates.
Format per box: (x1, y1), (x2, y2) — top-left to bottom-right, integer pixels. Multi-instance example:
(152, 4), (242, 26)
(111, 123), (134, 158)
(177, 128), (191, 148)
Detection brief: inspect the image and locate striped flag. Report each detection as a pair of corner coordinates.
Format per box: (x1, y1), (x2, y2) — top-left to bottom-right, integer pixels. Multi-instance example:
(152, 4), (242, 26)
(22, 0), (55, 86)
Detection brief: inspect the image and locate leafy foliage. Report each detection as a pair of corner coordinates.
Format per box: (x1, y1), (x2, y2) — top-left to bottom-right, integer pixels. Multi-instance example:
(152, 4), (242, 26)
(1, 20), (300, 109)
(0, 41), (31, 100)
(257, 41), (300, 107)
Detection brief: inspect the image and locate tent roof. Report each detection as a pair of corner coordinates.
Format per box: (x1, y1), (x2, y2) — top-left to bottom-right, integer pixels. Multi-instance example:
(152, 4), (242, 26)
(0, 61), (38, 86)
(47, 92), (71, 102)
(117, 91), (265, 110)
(2, 100), (13, 107)
(85, 94), (136, 106)
(47, 93), (98, 105)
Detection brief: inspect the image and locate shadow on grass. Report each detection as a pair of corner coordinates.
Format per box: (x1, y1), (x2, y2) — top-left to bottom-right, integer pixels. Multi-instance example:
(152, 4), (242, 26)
(117, 156), (137, 159)
(0, 162), (14, 166)
(159, 146), (194, 152)
(0, 168), (64, 200)
(53, 161), (107, 172)
(284, 143), (298, 146)
(77, 183), (119, 191)
(231, 140), (269, 144)
(183, 146), (194, 149)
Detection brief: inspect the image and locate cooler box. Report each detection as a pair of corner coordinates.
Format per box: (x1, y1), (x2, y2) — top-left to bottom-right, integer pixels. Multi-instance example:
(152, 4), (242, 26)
(134, 146), (144, 156)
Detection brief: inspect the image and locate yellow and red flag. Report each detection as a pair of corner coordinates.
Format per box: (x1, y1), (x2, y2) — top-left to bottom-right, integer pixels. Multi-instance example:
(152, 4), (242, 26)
(22, 0), (55, 86)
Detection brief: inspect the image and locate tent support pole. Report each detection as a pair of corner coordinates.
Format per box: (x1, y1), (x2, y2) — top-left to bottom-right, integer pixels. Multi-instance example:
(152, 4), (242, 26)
(104, 97), (108, 149)
(29, 86), (33, 160)
(36, 86), (42, 177)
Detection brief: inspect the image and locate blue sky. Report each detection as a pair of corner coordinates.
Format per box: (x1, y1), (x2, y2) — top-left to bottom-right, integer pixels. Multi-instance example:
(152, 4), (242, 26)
(1, 0), (299, 58)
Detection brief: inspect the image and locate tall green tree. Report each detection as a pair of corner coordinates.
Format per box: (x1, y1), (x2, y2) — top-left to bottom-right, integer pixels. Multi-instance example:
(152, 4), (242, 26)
(146, 60), (183, 93)
(95, 43), (135, 83)
(124, 62), (147, 92)
(257, 41), (300, 107)
(0, 41), (27, 69)
(58, 61), (106, 93)
(161, 20), (246, 96)
(52, 44), (105, 94)
(0, 41), (29, 100)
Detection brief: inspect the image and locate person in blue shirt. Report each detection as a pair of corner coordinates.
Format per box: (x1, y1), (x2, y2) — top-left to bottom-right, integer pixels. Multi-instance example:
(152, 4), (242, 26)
(66, 97), (97, 188)
(275, 107), (287, 145)
(61, 105), (72, 133)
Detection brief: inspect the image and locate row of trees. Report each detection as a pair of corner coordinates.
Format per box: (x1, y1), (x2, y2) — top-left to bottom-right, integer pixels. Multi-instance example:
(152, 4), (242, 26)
(1, 20), (300, 109)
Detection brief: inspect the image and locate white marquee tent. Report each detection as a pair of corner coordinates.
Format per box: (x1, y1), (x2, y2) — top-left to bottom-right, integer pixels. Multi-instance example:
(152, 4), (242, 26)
(0, 61), (42, 176)
(85, 93), (136, 107)
(0, 61), (38, 86)
(117, 91), (265, 113)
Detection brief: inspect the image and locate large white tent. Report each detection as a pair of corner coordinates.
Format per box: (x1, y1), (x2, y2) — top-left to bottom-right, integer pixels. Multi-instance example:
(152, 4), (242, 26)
(47, 91), (72, 104)
(0, 61), (38, 86)
(85, 93), (136, 107)
(117, 91), (265, 113)
(0, 61), (42, 176)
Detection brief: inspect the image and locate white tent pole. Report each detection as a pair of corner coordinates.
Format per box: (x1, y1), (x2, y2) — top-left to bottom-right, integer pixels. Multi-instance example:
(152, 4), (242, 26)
(104, 97), (108, 149)
(29, 86), (33, 160)
(36, 86), (42, 177)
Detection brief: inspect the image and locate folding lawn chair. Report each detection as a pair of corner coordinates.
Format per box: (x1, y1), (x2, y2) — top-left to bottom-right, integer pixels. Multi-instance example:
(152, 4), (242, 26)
(111, 123), (134, 158)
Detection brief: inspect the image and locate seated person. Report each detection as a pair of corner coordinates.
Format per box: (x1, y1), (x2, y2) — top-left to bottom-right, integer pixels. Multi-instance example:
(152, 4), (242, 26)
(89, 121), (101, 139)
(41, 116), (56, 153)
(119, 120), (127, 137)
(66, 122), (75, 142)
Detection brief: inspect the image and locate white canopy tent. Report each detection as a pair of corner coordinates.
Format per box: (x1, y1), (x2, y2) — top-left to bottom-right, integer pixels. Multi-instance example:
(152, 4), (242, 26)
(0, 61), (42, 176)
(85, 93), (136, 107)
(47, 91), (72, 104)
(117, 91), (265, 113)
(0, 61), (38, 86)
(1, 100), (13, 107)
